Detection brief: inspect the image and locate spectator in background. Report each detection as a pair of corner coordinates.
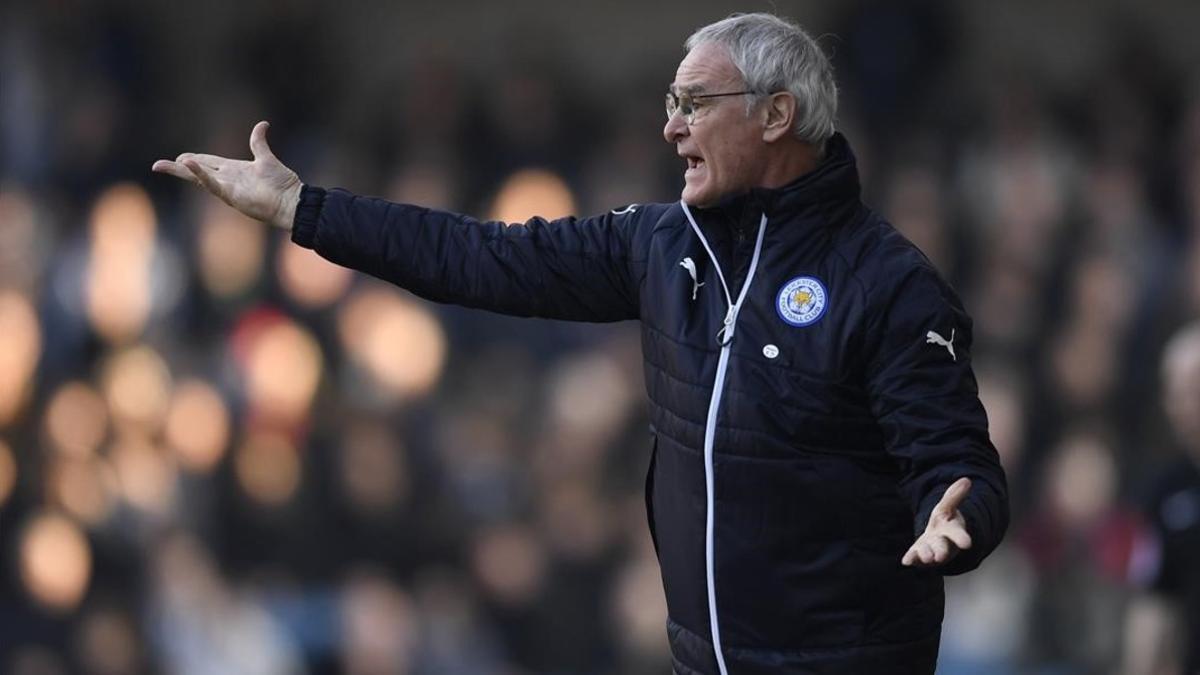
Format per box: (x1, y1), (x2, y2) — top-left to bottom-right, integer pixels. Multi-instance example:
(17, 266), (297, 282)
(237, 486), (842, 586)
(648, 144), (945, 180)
(1127, 321), (1200, 674)
(1017, 428), (1139, 672)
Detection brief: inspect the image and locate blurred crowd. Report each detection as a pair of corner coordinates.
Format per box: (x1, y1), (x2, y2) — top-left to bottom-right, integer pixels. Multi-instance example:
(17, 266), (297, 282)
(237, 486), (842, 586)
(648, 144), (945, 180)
(3, 1), (1200, 673)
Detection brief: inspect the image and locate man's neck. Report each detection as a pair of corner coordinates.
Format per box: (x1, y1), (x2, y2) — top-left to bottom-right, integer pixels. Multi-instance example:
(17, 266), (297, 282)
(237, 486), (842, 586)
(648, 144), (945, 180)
(757, 141), (821, 190)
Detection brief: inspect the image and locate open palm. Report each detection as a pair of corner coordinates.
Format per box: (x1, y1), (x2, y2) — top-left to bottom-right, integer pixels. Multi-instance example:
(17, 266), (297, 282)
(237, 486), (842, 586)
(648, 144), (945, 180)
(902, 477), (974, 568)
(152, 121), (302, 230)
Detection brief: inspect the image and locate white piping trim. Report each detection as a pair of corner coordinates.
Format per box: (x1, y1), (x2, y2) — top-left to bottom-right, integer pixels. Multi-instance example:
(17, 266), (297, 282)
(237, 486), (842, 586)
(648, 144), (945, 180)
(680, 201), (769, 675)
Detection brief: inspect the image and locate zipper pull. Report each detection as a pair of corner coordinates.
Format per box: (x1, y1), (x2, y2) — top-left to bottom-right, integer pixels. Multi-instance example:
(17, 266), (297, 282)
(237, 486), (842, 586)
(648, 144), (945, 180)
(716, 305), (736, 345)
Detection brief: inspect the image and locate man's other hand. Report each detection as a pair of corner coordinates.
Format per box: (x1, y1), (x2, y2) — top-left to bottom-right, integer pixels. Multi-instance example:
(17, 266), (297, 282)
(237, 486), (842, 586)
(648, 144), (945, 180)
(152, 121), (302, 231)
(902, 477), (973, 568)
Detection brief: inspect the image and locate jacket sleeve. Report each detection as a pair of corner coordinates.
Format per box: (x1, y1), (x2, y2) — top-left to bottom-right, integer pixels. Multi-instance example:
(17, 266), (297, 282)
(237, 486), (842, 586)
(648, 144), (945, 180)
(863, 261), (1009, 576)
(290, 185), (644, 321)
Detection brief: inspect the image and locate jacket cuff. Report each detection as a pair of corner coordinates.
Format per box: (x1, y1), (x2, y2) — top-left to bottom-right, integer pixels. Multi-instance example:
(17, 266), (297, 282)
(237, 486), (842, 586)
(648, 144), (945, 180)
(290, 184), (326, 249)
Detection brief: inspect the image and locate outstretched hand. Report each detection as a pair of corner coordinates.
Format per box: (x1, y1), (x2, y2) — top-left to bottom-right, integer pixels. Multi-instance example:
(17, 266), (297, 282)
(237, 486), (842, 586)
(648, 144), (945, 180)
(902, 477), (973, 568)
(151, 121), (303, 231)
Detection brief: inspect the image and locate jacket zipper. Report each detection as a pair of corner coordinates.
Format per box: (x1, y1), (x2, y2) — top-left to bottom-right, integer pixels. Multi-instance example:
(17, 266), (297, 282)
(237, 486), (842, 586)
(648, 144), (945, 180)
(680, 201), (768, 675)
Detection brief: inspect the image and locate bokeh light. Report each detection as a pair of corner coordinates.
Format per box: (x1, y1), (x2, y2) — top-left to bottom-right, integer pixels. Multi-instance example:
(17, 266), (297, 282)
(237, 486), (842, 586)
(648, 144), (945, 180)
(338, 422), (409, 516)
(1163, 323), (1200, 448)
(243, 317), (323, 425)
(611, 554), (669, 660)
(91, 184), (156, 251)
(234, 430), (301, 506)
(548, 351), (633, 440)
(0, 438), (17, 508)
(337, 287), (446, 399)
(85, 183), (156, 344)
(164, 379), (231, 474)
(44, 381), (109, 458)
(470, 523), (546, 607)
(197, 201), (266, 298)
(101, 345), (173, 433)
(339, 569), (418, 675)
(1050, 323), (1115, 411)
(977, 369), (1026, 473)
(1048, 432), (1117, 528)
(277, 241), (353, 309)
(489, 169), (576, 223)
(0, 289), (42, 427)
(541, 481), (611, 560)
(19, 512), (93, 613)
(0, 185), (43, 291)
(110, 435), (176, 515)
(76, 607), (142, 675)
(7, 646), (67, 675)
(385, 161), (458, 208)
(46, 456), (117, 526)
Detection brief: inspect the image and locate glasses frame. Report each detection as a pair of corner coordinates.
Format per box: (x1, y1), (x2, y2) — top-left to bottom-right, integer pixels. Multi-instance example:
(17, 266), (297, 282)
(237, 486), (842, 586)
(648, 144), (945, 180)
(665, 90), (756, 125)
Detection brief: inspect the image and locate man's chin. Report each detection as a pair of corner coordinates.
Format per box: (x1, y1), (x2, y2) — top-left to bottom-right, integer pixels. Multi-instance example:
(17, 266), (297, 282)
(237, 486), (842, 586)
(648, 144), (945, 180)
(681, 185), (715, 208)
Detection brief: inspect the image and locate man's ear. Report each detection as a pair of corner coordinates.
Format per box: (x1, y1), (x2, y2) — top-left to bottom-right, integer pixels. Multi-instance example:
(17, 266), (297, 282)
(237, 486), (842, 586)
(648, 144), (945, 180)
(762, 92), (796, 143)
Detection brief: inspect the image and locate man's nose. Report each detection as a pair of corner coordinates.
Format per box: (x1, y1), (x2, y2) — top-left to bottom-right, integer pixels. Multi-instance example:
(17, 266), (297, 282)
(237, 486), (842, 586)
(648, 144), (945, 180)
(663, 112), (688, 143)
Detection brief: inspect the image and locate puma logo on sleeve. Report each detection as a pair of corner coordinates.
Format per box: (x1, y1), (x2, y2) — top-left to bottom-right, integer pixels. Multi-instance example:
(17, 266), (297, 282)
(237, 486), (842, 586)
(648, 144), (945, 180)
(926, 329), (956, 361)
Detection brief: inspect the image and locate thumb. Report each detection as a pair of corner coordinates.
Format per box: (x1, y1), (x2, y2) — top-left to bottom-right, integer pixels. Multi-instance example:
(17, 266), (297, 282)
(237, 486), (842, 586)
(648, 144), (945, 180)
(249, 120), (277, 161)
(932, 477), (972, 519)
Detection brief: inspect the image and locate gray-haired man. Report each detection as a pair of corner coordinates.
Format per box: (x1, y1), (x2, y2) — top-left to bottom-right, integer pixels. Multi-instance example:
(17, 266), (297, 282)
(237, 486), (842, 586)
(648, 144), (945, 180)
(155, 13), (1008, 674)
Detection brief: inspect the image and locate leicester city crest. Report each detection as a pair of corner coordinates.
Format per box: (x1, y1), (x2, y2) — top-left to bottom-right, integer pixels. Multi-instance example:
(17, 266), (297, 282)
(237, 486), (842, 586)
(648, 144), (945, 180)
(776, 276), (827, 327)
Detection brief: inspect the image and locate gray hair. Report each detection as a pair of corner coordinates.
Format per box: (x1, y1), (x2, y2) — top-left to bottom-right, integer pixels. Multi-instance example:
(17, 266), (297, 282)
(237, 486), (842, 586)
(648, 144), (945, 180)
(685, 13), (838, 147)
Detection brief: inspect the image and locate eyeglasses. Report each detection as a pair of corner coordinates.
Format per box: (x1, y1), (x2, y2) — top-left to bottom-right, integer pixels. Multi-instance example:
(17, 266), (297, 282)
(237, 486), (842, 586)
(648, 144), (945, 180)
(665, 90), (754, 124)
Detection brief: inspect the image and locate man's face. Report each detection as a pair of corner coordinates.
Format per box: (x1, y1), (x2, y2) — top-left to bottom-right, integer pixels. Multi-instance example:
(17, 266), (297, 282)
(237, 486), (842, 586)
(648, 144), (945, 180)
(664, 42), (767, 207)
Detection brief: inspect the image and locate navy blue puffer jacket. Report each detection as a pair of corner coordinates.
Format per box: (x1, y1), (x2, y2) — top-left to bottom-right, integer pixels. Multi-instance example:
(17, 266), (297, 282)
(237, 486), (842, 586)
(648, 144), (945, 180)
(291, 133), (1008, 675)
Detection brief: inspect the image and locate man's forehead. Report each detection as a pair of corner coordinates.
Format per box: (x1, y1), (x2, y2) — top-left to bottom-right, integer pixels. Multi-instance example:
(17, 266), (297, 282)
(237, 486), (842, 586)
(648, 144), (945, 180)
(670, 43), (740, 92)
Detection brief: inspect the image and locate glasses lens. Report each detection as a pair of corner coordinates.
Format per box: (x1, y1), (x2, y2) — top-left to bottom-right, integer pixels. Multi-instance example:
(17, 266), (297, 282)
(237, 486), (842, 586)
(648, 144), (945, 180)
(665, 92), (699, 123)
(678, 94), (694, 122)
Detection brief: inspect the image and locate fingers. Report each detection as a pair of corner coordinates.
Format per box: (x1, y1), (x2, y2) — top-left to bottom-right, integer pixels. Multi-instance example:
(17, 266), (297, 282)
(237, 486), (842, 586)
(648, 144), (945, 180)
(902, 540), (942, 567)
(177, 153), (234, 171)
(903, 477), (978, 568)
(152, 121), (273, 187)
(932, 477), (973, 519)
(151, 154), (234, 189)
(249, 120), (276, 161)
(182, 158), (228, 202)
(151, 160), (200, 184)
(945, 523), (973, 550)
(901, 533), (965, 567)
(928, 536), (950, 562)
(902, 540), (936, 566)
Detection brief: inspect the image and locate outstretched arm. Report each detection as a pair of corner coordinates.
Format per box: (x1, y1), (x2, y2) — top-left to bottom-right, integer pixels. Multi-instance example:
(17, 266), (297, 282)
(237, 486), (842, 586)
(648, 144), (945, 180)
(153, 122), (645, 322)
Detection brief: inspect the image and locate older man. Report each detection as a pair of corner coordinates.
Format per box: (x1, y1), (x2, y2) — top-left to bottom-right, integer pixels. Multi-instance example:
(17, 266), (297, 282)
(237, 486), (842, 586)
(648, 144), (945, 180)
(154, 13), (1008, 674)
